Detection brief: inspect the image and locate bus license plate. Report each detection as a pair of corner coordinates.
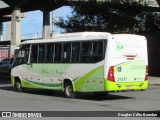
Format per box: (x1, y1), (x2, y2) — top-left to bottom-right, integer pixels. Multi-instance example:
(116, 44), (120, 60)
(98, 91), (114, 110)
(126, 85), (133, 89)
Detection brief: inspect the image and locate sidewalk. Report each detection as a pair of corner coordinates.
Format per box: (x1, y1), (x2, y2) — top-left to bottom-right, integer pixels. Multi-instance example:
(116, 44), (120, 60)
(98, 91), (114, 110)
(149, 76), (160, 85)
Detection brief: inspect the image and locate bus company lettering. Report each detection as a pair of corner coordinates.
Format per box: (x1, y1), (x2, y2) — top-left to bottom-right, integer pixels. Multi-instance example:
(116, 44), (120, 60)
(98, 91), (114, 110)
(41, 69), (66, 75)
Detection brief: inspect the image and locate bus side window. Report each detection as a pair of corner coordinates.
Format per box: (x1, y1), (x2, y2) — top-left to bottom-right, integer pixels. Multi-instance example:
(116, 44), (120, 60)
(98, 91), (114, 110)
(54, 44), (62, 62)
(31, 45), (38, 63)
(63, 43), (71, 62)
(93, 41), (103, 62)
(80, 41), (105, 63)
(81, 42), (93, 63)
(46, 44), (54, 62)
(23, 49), (30, 63)
(15, 44), (30, 65)
(72, 43), (80, 62)
(38, 44), (45, 63)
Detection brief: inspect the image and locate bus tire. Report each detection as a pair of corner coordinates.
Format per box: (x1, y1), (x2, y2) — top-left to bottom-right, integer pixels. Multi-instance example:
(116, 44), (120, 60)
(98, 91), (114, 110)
(15, 80), (23, 92)
(64, 83), (75, 98)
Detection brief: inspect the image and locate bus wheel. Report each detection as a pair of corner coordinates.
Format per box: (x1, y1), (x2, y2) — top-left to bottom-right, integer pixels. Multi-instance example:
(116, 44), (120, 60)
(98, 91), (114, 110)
(64, 83), (75, 98)
(15, 80), (23, 92)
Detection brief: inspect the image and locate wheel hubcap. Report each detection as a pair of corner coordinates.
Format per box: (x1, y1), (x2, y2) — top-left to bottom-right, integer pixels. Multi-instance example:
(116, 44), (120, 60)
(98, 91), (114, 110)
(66, 86), (72, 96)
(16, 83), (21, 90)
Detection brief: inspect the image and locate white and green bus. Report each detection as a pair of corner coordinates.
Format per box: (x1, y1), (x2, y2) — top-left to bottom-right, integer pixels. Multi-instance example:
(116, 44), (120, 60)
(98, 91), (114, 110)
(11, 32), (148, 98)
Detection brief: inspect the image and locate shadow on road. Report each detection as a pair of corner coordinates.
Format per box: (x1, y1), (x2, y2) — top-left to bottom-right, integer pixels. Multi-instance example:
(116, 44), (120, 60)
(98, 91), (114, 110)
(0, 84), (133, 101)
(76, 93), (134, 101)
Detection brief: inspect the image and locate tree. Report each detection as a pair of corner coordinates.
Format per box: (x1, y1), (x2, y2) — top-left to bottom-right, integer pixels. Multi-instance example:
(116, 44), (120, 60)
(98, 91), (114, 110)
(56, 0), (160, 34)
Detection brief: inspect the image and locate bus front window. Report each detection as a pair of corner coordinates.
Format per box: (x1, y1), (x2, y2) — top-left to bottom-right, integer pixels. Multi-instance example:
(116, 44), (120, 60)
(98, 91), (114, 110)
(13, 44), (30, 67)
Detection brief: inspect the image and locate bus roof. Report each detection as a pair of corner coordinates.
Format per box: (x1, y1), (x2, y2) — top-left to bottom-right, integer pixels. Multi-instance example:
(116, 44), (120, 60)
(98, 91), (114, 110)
(113, 34), (147, 41)
(113, 34), (146, 39)
(21, 32), (112, 45)
(52, 32), (111, 38)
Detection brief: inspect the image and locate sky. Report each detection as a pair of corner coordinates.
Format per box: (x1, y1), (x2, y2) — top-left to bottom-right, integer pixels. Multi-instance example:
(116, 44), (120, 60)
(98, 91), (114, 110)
(3, 6), (72, 40)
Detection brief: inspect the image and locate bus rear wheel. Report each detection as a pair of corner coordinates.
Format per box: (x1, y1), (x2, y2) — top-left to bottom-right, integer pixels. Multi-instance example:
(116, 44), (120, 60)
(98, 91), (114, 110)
(15, 80), (23, 92)
(64, 83), (75, 98)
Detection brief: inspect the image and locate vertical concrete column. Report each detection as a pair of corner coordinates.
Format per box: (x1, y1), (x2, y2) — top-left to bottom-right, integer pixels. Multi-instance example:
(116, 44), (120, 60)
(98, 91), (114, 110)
(43, 11), (50, 39)
(0, 22), (3, 41)
(11, 8), (21, 57)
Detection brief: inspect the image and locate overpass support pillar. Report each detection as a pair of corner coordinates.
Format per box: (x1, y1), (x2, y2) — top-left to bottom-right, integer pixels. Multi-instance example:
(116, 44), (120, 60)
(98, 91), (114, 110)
(43, 11), (50, 39)
(11, 8), (21, 57)
(0, 22), (2, 41)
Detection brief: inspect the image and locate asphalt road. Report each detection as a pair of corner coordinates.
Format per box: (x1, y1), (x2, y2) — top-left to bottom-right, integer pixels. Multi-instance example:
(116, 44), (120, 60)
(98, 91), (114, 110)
(0, 78), (160, 120)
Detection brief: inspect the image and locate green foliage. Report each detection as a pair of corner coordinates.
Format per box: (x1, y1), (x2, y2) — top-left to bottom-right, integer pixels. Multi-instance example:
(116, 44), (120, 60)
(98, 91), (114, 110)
(56, 1), (160, 34)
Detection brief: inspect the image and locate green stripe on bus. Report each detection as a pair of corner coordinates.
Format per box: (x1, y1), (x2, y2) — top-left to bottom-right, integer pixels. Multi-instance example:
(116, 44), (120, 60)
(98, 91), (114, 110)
(24, 79), (62, 87)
